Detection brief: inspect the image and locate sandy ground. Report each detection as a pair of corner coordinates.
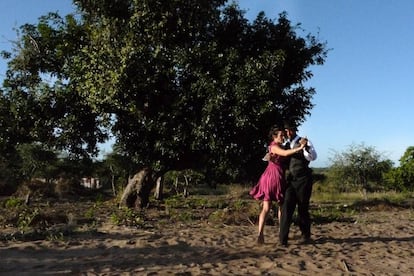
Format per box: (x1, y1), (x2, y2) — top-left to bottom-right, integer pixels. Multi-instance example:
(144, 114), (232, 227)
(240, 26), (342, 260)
(1, 209), (413, 275)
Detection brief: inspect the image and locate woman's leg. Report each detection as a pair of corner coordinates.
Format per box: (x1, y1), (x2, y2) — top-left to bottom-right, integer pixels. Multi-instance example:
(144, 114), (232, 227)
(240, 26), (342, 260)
(278, 205), (282, 223)
(257, 200), (271, 244)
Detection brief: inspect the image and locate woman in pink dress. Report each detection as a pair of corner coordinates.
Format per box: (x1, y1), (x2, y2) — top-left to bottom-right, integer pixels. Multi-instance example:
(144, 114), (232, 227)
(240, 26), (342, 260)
(250, 127), (305, 244)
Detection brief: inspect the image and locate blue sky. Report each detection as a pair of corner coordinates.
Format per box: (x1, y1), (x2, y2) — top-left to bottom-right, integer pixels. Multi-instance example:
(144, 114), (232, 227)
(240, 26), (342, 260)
(237, 0), (414, 168)
(1, 0), (413, 167)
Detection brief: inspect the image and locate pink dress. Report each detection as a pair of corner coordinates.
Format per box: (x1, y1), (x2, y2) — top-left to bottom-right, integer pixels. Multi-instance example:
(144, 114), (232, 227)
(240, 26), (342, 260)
(250, 141), (287, 203)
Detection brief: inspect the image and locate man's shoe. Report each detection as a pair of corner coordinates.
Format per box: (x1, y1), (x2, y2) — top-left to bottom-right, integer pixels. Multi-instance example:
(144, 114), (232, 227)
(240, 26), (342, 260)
(299, 236), (312, 244)
(280, 240), (288, 247)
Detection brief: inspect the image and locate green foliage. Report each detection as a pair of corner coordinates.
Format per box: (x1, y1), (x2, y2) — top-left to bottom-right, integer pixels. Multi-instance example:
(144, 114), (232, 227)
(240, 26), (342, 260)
(16, 143), (58, 181)
(311, 169), (335, 194)
(97, 149), (139, 196)
(384, 146), (414, 191)
(46, 231), (65, 241)
(110, 207), (144, 227)
(1, 0), (327, 186)
(162, 187), (258, 225)
(1, 184), (413, 243)
(17, 208), (40, 232)
(94, 193), (105, 204)
(328, 143), (393, 194)
(311, 205), (356, 223)
(233, 199), (247, 211)
(164, 169), (204, 196)
(172, 210), (196, 223)
(4, 197), (24, 208)
(164, 194), (227, 209)
(84, 207), (95, 219)
(0, 11), (110, 190)
(1, 12), (108, 159)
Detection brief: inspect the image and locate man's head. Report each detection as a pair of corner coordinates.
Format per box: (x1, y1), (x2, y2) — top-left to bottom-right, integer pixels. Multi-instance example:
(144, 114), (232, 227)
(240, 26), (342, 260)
(284, 121), (297, 140)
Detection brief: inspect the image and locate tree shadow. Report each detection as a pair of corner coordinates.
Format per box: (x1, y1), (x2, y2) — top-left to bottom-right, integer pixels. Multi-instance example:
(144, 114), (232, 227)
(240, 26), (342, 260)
(0, 239), (283, 274)
(314, 235), (414, 245)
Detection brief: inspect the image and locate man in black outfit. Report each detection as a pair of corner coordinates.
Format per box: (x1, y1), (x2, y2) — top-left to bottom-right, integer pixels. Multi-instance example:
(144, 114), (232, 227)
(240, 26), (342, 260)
(279, 122), (317, 247)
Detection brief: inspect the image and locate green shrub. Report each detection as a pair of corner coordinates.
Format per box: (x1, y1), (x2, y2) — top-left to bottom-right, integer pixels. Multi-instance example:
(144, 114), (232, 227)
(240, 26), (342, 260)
(110, 207), (144, 227)
(5, 197), (24, 208)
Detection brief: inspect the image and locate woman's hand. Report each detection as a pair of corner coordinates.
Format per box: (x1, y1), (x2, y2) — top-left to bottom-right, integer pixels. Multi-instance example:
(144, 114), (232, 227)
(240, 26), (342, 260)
(299, 137), (308, 146)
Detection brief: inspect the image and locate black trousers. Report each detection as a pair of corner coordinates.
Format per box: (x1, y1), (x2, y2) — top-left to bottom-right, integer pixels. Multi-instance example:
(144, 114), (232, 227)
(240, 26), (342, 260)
(279, 173), (313, 244)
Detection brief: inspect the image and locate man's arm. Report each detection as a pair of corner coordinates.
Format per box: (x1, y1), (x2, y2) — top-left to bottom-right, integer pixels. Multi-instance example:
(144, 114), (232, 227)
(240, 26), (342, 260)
(303, 140), (317, 161)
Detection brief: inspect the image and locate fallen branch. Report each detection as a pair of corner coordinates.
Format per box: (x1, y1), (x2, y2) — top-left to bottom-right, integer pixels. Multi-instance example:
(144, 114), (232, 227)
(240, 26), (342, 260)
(247, 216), (255, 226)
(341, 259), (350, 272)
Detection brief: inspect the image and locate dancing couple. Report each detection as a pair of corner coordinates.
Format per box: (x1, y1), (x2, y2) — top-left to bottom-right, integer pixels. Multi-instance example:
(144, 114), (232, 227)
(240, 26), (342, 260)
(249, 122), (317, 246)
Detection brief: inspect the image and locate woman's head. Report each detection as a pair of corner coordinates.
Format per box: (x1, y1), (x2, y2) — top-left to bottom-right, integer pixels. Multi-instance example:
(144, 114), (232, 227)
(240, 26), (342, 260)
(268, 127), (285, 143)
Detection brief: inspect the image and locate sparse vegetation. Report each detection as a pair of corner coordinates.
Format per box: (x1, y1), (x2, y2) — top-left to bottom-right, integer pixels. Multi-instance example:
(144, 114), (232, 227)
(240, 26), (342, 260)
(1, 183), (413, 242)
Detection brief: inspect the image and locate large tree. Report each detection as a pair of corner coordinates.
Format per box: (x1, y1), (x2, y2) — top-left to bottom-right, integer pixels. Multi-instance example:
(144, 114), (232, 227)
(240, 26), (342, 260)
(1, 12), (108, 158)
(1, 0), (327, 205)
(0, 11), (109, 193)
(71, 1), (326, 173)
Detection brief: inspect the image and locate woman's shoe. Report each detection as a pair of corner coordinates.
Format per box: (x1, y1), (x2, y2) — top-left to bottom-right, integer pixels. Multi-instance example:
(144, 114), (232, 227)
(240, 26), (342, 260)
(257, 234), (264, 245)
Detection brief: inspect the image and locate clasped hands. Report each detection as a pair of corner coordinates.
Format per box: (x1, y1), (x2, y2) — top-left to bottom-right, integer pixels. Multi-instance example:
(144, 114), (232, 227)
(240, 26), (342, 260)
(299, 137), (309, 150)
(299, 137), (308, 145)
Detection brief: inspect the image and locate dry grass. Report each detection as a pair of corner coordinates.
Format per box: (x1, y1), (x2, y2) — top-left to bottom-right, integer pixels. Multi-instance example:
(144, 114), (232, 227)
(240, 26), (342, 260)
(1, 183), (413, 241)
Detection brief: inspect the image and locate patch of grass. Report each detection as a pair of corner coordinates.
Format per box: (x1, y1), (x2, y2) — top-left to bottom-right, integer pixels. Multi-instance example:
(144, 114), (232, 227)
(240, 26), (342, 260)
(17, 208), (40, 232)
(310, 191), (414, 223)
(4, 197), (24, 208)
(1, 184), (413, 242)
(168, 209), (196, 223)
(164, 194), (229, 209)
(84, 206), (96, 219)
(312, 191), (362, 204)
(46, 231), (65, 241)
(192, 184), (229, 195)
(110, 207), (145, 227)
(233, 199), (247, 211)
(311, 204), (356, 224)
(312, 190), (414, 205)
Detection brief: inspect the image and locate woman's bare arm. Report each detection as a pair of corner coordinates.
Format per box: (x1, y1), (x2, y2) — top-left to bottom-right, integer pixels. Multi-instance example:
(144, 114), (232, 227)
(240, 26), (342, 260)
(271, 143), (305, 157)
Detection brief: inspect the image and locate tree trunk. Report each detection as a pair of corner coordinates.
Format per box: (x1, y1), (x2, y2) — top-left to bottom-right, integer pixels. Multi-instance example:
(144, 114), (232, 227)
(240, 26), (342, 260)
(362, 179), (368, 200)
(25, 191), (31, 205)
(110, 165), (116, 196)
(119, 167), (153, 209)
(153, 175), (164, 200)
(362, 188), (368, 200)
(183, 175), (189, 198)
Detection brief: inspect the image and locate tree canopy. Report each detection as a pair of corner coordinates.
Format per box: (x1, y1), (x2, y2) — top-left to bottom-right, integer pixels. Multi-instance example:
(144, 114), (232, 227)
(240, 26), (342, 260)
(328, 143), (393, 195)
(1, 0), (328, 185)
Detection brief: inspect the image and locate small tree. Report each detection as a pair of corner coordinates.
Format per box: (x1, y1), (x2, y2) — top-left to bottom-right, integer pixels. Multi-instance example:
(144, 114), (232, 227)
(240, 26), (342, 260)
(328, 143), (393, 198)
(100, 148), (138, 196)
(384, 146), (414, 192)
(16, 143), (59, 182)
